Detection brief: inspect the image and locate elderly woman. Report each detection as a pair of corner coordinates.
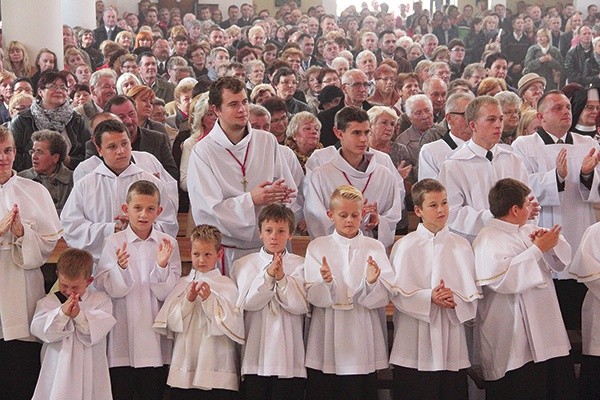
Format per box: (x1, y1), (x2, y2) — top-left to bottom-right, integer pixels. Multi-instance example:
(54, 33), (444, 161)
(10, 70), (90, 171)
(517, 109), (541, 137)
(70, 84), (91, 108)
(126, 84), (167, 135)
(116, 72), (141, 95)
(285, 111), (323, 172)
(115, 30), (134, 51)
(250, 83), (276, 105)
(8, 92), (34, 119)
(63, 47), (88, 73)
(396, 72), (421, 113)
(368, 64), (401, 111)
(172, 81), (195, 130)
(406, 43), (424, 63)
(523, 28), (564, 91)
(304, 66), (322, 111)
(462, 62), (486, 89)
(246, 59), (266, 92)
(518, 73), (546, 112)
(495, 91), (522, 145)
(5, 41), (35, 78)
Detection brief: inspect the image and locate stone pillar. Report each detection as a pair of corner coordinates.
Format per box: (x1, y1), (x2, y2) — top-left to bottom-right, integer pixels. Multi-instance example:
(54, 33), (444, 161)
(62, 0), (96, 30)
(2, 0), (64, 69)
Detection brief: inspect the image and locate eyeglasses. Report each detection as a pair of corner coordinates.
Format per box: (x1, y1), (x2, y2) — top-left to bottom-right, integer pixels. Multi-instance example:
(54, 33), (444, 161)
(451, 47), (465, 52)
(378, 77), (396, 82)
(583, 105), (600, 111)
(279, 80), (298, 86)
(45, 84), (68, 91)
(346, 82), (370, 88)
(449, 112), (465, 116)
(28, 149), (47, 156)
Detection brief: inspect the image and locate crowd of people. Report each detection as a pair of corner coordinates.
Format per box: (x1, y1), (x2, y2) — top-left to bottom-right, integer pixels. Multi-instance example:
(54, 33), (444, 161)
(2, 0), (600, 399)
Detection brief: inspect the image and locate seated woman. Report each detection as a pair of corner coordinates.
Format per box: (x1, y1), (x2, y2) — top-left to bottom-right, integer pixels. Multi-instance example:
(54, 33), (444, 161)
(368, 64), (401, 112)
(116, 72), (141, 95)
(10, 70), (90, 171)
(172, 81), (195, 130)
(126, 84), (168, 135)
(516, 109), (541, 138)
(30, 49), (57, 92)
(495, 91), (522, 145)
(4, 41), (35, 78)
(285, 111), (323, 172)
(476, 77), (506, 96)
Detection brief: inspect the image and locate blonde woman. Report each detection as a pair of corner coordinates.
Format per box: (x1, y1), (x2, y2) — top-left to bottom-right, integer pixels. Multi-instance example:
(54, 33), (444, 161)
(4, 41), (35, 78)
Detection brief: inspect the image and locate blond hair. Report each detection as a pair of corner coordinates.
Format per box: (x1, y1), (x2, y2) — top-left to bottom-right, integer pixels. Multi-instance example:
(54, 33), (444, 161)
(330, 185), (363, 210)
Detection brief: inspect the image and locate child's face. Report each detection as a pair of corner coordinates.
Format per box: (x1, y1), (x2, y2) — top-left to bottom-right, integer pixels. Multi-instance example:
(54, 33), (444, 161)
(327, 198), (362, 238)
(414, 190), (448, 234)
(58, 273), (92, 298)
(122, 193), (162, 235)
(191, 239), (223, 273)
(259, 219), (292, 254)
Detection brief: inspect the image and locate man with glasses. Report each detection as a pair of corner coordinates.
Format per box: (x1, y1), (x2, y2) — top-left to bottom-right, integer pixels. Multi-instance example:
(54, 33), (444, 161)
(419, 92), (474, 180)
(272, 67), (312, 116)
(318, 69), (373, 147)
(512, 89), (600, 333)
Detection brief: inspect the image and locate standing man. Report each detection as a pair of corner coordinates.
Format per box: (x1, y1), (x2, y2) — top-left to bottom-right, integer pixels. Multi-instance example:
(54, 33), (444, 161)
(186, 77), (298, 271)
(220, 5), (240, 29)
(93, 8), (124, 49)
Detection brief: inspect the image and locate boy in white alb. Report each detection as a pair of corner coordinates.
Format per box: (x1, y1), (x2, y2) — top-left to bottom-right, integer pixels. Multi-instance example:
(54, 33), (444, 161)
(95, 180), (181, 400)
(304, 106), (403, 248)
(473, 178), (576, 399)
(31, 248), (116, 400)
(570, 222), (600, 399)
(389, 179), (481, 399)
(155, 225), (244, 400)
(304, 185), (394, 400)
(231, 204), (308, 400)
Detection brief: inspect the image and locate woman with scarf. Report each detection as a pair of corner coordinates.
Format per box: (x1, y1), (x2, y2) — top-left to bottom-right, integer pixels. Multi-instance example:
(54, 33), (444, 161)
(523, 28), (564, 91)
(10, 70), (89, 172)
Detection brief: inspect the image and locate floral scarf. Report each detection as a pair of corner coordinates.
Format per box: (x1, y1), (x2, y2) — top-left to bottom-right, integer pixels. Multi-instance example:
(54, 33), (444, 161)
(285, 137), (323, 173)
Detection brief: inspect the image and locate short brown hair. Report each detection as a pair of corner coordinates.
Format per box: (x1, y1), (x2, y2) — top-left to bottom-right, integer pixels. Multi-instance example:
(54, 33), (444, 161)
(412, 179), (446, 209)
(190, 224), (222, 251)
(208, 76), (246, 109)
(489, 178), (531, 218)
(57, 248), (93, 279)
(258, 204), (295, 233)
(126, 180), (161, 204)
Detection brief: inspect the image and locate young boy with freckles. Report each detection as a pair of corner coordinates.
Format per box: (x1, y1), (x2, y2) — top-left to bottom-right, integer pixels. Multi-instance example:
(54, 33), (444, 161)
(473, 178), (577, 400)
(31, 248), (116, 400)
(95, 180), (181, 400)
(231, 204), (308, 400)
(388, 179), (481, 400)
(303, 185), (395, 400)
(154, 225), (244, 400)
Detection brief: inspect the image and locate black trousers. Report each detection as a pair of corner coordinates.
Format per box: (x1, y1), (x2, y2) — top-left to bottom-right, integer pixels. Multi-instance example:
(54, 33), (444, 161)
(0, 339), (42, 400)
(109, 365), (169, 400)
(391, 365), (468, 400)
(554, 279), (587, 330)
(485, 355), (577, 400)
(170, 387), (240, 400)
(242, 374), (305, 400)
(580, 355), (600, 399)
(305, 368), (378, 400)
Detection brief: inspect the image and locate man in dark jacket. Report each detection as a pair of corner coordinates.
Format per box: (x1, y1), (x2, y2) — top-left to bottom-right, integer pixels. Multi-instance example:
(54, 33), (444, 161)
(565, 26), (594, 85)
